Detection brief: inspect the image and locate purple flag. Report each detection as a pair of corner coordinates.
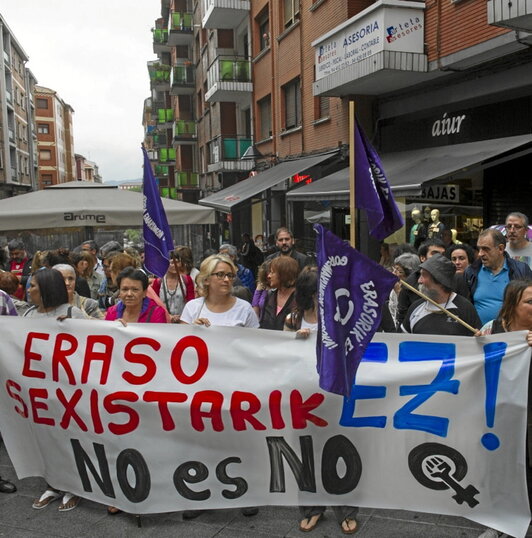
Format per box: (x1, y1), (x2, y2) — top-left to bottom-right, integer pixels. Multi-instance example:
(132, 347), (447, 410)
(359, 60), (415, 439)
(355, 119), (404, 240)
(315, 224), (398, 396)
(142, 147), (174, 278)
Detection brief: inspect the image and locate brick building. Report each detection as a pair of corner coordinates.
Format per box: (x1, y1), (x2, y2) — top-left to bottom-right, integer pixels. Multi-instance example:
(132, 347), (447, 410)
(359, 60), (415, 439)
(34, 85), (76, 188)
(0, 14), (39, 199)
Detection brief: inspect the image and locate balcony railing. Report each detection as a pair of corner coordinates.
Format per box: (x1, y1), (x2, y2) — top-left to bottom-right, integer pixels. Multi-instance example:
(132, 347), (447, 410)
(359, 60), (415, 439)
(152, 133), (169, 146)
(173, 119), (197, 142)
(205, 56), (252, 103)
(210, 135), (252, 163)
(157, 108), (174, 124)
(202, 0), (250, 29)
(159, 147), (176, 163)
(155, 165), (169, 178)
(170, 64), (195, 95)
(160, 187), (178, 199)
(176, 171), (199, 189)
(168, 11), (194, 46)
(153, 28), (169, 45)
(148, 61), (171, 90)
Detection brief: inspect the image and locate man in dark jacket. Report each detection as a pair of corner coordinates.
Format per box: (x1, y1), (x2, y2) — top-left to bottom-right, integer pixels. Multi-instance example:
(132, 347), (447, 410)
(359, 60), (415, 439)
(265, 227), (310, 273)
(463, 228), (532, 326)
(7, 239), (32, 300)
(396, 239), (470, 327)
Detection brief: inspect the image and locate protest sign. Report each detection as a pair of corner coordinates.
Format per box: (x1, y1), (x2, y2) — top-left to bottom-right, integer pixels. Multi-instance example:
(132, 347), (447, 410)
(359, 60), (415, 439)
(0, 318), (530, 537)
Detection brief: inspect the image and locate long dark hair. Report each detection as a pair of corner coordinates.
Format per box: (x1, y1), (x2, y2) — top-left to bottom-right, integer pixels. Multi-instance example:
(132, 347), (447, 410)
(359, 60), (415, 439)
(498, 279), (532, 330)
(33, 268), (69, 309)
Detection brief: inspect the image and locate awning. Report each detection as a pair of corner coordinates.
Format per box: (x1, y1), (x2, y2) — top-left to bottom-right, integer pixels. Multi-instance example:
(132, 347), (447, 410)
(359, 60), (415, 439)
(286, 134), (532, 202)
(199, 152), (338, 212)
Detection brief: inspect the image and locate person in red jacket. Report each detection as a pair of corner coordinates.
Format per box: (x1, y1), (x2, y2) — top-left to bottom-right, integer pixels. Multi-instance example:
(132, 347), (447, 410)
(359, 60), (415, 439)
(105, 267), (167, 324)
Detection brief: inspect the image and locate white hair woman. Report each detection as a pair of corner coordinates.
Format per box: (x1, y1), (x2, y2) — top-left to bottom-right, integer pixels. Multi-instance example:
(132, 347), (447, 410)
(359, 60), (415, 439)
(180, 254), (259, 328)
(52, 264), (104, 319)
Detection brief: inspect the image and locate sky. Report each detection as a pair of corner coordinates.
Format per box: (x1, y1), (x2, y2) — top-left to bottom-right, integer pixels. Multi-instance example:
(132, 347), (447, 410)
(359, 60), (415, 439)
(0, 0), (160, 182)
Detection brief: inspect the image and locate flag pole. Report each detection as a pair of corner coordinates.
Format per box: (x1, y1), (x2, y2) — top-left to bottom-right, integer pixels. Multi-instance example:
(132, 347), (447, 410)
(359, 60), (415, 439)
(349, 100), (356, 248)
(399, 279), (478, 334)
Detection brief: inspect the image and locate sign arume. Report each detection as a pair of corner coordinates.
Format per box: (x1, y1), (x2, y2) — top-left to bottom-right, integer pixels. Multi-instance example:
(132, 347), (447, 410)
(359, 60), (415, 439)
(0, 318), (530, 537)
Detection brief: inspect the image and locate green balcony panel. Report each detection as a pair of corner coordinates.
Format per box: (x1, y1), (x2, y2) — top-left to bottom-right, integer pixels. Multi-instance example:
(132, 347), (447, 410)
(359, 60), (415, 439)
(220, 60), (234, 81)
(160, 148), (168, 162)
(153, 28), (168, 44)
(222, 138), (238, 159)
(171, 12), (192, 31)
(239, 138), (252, 156)
(236, 60), (250, 82)
(175, 120), (196, 136)
(168, 148), (176, 160)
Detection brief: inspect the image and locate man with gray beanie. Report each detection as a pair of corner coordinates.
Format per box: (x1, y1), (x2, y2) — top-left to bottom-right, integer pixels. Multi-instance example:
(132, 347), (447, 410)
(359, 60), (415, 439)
(400, 254), (481, 336)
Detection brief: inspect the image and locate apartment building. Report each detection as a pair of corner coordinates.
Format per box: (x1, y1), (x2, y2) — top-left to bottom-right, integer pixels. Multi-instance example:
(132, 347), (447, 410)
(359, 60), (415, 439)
(75, 153), (102, 183)
(290, 0), (532, 248)
(34, 85), (76, 188)
(0, 14), (39, 199)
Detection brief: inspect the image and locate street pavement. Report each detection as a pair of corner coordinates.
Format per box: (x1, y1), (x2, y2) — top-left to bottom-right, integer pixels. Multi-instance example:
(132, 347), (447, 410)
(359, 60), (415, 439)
(1, 443), (530, 538)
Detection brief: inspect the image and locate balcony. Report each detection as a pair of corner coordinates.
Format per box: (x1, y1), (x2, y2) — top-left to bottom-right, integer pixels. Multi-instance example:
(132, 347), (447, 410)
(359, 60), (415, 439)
(152, 27), (171, 54)
(488, 0), (532, 31)
(207, 135), (254, 173)
(312, 0), (429, 97)
(176, 171), (200, 189)
(205, 56), (252, 105)
(158, 147), (176, 164)
(148, 61), (171, 91)
(173, 119), (197, 145)
(202, 0), (250, 29)
(167, 11), (194, 46)
(170, 63), (195, 96)
(156, 108), (174, 127)
(155, 165), (169, 178)
(151, 132), (170, 147)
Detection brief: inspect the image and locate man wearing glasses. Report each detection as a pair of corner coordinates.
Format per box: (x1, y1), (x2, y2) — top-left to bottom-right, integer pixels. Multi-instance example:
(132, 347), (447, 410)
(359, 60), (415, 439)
(505, 212), (532, 269)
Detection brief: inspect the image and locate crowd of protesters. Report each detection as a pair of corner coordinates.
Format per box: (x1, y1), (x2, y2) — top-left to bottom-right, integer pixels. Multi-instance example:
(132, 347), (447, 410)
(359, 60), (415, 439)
(1, 214), (532, 537)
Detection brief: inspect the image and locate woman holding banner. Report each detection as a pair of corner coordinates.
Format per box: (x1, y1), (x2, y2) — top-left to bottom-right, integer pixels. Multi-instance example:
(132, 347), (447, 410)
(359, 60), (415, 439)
(180, 254), (258, 328)
(284, 267), (359, 534)
(259, 256), (298, 331)
(476, 279), (532, 538)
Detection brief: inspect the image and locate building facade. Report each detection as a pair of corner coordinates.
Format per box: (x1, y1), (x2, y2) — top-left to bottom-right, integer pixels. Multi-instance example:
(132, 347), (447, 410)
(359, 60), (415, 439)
(75, 153), (102, 183)
(0, 14), (39, 199)
(35, 85), (76, 188)
(298, 0), (532, 250)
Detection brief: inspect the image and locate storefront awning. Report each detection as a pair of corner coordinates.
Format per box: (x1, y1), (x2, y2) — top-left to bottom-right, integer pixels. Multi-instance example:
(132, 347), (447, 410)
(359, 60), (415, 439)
(286, 134), (532, 202)
(199, 152), (337, 212)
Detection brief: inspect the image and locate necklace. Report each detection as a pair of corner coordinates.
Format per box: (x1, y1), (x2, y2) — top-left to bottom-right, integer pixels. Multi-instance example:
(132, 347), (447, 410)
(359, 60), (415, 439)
(163, 276), (178, 297)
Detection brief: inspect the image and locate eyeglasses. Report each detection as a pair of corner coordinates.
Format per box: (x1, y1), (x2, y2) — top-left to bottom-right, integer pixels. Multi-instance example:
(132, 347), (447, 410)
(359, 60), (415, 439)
(211, 271), (236, 280)
(505, 224), (524, 230)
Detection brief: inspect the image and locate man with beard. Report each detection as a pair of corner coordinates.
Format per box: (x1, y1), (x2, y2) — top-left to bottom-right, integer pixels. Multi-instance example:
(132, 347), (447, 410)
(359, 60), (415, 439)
(400, 254), (480, 335)
(7, 239), (32, 300)
(265, 227), (310, 273)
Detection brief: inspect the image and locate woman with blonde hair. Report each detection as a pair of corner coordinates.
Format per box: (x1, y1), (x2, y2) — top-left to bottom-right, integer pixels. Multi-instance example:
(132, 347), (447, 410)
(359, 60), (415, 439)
(181, 254), (258, 328)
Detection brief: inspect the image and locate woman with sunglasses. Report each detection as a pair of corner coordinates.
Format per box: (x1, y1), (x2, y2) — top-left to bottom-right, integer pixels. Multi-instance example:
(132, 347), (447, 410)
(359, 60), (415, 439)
(181, 254), (259, 328)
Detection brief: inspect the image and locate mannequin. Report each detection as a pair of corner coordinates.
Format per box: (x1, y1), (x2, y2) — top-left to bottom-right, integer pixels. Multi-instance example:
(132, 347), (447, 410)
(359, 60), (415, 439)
(409, 209), (427, 248)
(427, 209), (446, 240)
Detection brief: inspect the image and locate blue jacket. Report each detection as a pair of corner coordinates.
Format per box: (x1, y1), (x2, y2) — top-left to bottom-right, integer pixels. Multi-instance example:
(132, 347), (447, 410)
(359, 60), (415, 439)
(463, 252), (532, 301)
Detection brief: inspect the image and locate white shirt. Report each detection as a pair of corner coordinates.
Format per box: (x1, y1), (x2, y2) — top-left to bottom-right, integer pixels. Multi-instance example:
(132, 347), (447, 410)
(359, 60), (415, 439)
(181, 297), (259, 328)
(23, 303), (86, 319)
(506, 242), (532, 269)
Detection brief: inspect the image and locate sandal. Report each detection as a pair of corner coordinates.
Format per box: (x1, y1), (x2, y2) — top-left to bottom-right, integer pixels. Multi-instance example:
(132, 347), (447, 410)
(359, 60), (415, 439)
(299, 513), (323, 532)
(58, 493), (81, 512)
(107, 506), (123, 515)
(341, 518), (358, 534)
(32, 489), (62, 510)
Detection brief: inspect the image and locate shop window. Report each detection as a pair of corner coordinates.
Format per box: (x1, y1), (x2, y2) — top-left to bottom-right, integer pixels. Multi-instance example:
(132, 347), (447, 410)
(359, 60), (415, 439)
(37, 123), (50, 134)
(41, 173), (53, 186)
(39, 149), (52, 161)
(36, 98), (48, 109)
(283, 0), (300, 29)
(258, 95), (272, 140)
(283, 78), (301, 130)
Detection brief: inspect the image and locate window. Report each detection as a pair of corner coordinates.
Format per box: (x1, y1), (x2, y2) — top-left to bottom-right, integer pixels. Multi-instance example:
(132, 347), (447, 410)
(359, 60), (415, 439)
(41, 174), (53, 186)
(37, 123), (50, 134)
(315, 96), (330, 120)
(258, 95), (272, 140)
(39, 149), (52, 161)
(36, 98), (48, 109)
(283, 0), (300, 28)
(283, 78), (301, 130)
(257, 8), (270, 51)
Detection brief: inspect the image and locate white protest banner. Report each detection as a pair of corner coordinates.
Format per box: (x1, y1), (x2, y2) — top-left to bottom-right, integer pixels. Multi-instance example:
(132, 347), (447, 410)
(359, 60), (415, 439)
(0, 318), (530, 537)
